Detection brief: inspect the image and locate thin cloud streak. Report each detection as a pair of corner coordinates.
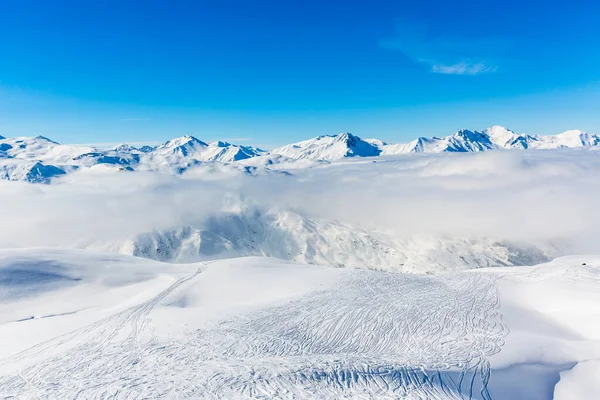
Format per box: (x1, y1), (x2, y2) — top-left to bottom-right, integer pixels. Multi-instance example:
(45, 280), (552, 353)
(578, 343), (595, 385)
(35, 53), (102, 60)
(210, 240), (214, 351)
(381, 18), (507, 76)
(432, 62), (498, 75)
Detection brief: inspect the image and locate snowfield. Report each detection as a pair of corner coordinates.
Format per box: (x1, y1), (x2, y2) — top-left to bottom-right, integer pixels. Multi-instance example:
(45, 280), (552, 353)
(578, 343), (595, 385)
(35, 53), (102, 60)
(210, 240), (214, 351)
(1, 139), (600, 398)
(0, 250), (599, 399)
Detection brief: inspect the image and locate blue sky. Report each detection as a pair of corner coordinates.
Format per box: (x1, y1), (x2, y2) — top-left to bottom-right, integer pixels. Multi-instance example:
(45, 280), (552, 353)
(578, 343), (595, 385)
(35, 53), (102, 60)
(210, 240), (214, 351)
(1, 0), (599, 147)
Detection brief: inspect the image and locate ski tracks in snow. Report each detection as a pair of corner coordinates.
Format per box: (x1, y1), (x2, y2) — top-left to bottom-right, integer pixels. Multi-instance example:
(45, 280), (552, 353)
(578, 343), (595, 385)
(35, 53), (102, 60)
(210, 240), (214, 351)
(0, 267), (508, 399)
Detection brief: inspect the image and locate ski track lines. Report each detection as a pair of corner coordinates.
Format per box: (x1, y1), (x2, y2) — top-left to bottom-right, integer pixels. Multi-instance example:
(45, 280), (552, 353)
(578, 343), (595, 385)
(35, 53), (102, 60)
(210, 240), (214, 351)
(0, 268), (508, 399)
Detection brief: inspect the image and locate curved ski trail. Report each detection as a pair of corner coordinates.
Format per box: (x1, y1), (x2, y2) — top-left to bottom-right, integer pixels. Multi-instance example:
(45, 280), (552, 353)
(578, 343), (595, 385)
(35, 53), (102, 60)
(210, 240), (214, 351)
(0, 267), (508, 399)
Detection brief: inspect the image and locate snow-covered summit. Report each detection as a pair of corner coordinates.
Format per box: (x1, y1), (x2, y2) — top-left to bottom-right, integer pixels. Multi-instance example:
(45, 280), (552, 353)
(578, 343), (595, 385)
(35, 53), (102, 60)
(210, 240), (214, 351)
(148, 135), (266, 164)
(110, 143), (154, 153)
(0, 135), (95, 164)
(153, 135), (209, 157)
(541, 129), (600, 148)
(272, 132), (381, 160)
(351, 126), (600, 158)
(0, 134), (268, 182)
(2, 126), (600, 182)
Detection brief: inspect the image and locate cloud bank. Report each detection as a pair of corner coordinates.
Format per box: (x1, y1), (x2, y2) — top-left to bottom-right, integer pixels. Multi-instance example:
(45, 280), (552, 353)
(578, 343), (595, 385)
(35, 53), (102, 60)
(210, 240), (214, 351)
(1, 150), (600, 258)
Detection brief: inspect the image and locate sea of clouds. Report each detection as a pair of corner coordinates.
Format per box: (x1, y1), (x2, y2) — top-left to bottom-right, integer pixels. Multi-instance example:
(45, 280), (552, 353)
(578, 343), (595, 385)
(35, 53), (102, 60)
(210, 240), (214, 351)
(1, 149), (599, 256)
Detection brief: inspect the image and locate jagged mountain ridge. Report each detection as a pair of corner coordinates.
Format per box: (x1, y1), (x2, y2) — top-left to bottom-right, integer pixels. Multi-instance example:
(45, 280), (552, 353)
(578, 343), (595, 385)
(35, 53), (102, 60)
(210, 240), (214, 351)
(1, 126), (599, 182)
(273, 126), (600, 159)
(271, 132), (382, 161)
(0, 135), (267, 182)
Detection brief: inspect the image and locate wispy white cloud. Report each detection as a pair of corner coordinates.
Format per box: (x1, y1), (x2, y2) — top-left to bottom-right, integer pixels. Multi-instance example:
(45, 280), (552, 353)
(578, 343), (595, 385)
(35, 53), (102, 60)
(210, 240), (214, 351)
(431, 62), (498, 76)
(121, 118), (147, 122)
(381, 18), (507, 76)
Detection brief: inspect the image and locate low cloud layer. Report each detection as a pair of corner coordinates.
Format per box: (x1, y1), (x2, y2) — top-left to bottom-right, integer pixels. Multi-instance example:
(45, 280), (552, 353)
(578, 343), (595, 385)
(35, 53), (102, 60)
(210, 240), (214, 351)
(1, 150), (600, 255)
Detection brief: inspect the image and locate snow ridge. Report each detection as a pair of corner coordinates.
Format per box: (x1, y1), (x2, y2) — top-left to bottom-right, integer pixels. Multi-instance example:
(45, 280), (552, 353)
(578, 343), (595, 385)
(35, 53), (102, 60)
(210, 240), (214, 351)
(276, 126), (600, 159)
(271, 133), (381, 160)
(0, 135), (266, 182)
(2, 126), (600, 182)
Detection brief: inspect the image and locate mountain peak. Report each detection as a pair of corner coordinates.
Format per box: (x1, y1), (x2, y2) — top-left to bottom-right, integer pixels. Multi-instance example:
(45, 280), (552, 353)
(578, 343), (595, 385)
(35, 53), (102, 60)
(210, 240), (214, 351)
(550, 129), (599, 147)
(160, 135), (208, 148)
(155, 135), (209, 157)
(272, 132), (380, 160)
(111, 144), (139, 152)
(556, 129), (585, 137)
(34, 135), (59, 144)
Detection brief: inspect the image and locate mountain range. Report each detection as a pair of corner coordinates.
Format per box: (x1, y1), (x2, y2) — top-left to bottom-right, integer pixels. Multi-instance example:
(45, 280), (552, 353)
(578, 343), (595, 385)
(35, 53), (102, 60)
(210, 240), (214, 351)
(1, 126), (599, 182)
(272, 126), (600, 160)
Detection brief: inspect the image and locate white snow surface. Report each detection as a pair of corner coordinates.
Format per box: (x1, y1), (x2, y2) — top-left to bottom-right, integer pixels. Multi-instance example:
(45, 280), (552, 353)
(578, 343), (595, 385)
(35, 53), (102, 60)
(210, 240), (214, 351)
(0, 249), (598, 399)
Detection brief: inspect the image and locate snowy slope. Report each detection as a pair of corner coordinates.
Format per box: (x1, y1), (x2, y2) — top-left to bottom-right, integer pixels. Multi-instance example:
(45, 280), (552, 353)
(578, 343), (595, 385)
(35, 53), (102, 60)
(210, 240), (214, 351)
(484, 125), (537, 149)
(484, 126), (600, 150)
(0, 135), (95, 163)
(99, 208), (552, 273)
(0, 159), (66, 183)
(381, 129), (497, 154)
(148, 136), (266, 163)
(534, 129), (600, 149)
(1, 249), (598, 399)
(271, 133), (381, 160)
(0, 136), (94, 182)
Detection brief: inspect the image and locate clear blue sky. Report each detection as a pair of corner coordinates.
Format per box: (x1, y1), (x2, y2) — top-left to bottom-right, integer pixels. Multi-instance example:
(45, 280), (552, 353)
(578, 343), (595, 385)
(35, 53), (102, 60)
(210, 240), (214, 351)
(1, 0), (599, 148)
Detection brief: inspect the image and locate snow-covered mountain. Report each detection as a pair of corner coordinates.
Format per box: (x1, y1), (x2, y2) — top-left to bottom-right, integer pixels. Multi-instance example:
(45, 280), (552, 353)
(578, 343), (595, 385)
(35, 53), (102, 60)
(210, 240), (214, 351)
(484, 126), (600, 150)
(0, 135), (267, 182)
(271, 132), (381, 160)
(2, 126), (600, 182)
(151, 136), (266, 163)
(148, 136), (266, 162)
(0, 135), (95, 163)
(270, 126), (600, 160)
(380, 129), (497, 154)
(0, 159), (66, 184)
(98, 207), (552, 274)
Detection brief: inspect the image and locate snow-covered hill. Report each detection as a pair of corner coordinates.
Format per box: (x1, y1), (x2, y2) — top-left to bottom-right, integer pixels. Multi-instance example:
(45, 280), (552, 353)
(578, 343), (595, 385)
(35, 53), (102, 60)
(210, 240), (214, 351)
(0, 159), (66, 183)
(99, 208), (552, 274)
(1, 249), (598, 398)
